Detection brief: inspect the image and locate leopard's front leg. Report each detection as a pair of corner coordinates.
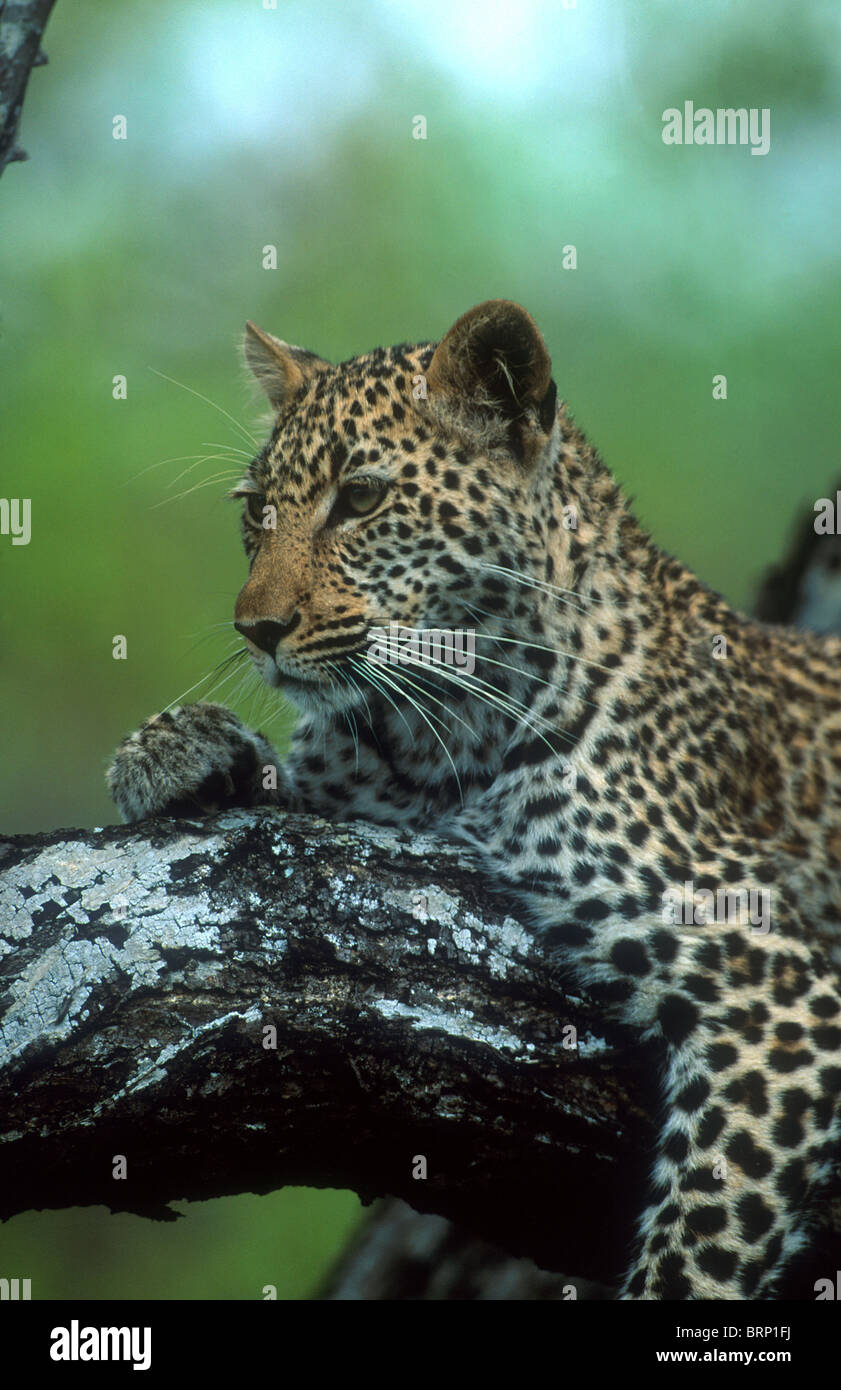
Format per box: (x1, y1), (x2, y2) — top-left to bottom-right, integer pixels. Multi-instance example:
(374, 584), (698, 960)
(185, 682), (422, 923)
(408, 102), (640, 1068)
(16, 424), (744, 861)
(107, 702), (289, 822)
(107, 700), (429, 827)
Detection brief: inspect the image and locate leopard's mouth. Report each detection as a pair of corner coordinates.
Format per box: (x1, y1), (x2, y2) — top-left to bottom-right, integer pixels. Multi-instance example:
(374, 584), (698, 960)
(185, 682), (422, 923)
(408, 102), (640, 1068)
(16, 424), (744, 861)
(262, 662), (322, 693)
(268, 649), (364, 688)
(273, 666), (314, 686)
(256, 651), (367, 716)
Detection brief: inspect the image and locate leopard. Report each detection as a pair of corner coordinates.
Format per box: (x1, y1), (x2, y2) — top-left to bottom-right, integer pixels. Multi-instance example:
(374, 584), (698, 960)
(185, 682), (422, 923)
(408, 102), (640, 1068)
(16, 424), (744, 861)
(108, 300), (841, 1300)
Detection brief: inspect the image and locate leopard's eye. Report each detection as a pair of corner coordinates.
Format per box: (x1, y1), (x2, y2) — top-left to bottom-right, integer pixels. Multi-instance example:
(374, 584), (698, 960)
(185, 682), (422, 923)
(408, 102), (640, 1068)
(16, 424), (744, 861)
(329, 480), (388, 525)
(227, 482), (267, 527)
(345, 483), (384, 515)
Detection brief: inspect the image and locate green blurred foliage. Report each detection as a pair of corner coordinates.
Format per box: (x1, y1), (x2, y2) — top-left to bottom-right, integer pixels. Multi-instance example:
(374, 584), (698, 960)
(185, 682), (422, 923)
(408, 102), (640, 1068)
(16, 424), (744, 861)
(1, 0), (839, 1299)
(0, 1191), (359, 1300)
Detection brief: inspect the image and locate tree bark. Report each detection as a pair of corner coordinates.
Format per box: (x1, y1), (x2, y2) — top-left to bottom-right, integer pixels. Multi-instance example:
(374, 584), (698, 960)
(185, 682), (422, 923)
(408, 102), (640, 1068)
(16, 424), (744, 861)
(3, 806), (838, 1295)
(0, 0), (56, 177)
(1, 806), (658, 1285)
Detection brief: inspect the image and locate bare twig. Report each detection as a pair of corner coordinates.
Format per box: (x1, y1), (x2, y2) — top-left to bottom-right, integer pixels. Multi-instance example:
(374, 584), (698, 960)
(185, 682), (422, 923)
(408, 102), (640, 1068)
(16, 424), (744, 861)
(0, 0), (56, 178)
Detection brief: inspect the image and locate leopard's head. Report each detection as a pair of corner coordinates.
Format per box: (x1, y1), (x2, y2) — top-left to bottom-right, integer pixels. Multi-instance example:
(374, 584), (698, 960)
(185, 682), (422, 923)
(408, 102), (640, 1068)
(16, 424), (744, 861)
(232, 300), (572, 715)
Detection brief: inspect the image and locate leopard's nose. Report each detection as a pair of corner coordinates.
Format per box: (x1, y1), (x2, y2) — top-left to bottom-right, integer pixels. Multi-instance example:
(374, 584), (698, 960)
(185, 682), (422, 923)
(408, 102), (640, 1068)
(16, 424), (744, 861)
(234, 614), (301, 656)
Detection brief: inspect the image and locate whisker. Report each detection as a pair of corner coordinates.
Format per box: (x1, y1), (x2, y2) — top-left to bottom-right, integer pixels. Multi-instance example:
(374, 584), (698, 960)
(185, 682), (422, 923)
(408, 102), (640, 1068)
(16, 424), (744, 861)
(204, 665), (253, 710)
(229, 664), (266, 719)
(339, 665), (376, 731)
(331, 665), (361, 772)
(350, 657), (414, 740)
(482, 562), (601, 611)
(128, 452), (238, 485)
(338, 661), (389, 761)
(246, 674), (270, 728)
(368, 659), (479, 744)
(200, 440), (253, 458)
(182, 632), (241, 663)
(185, 621), (239, 640)
(151, 471), (244, 509)
(395, 643), (556, 730)
(166, 454), (253, 490)
(163, 648), (248, 712)
(388, 652), (563, 755)
(463, 603), (613, 677)
(345, 708), (360, 772)
(357, 655), (464, 802)
(361, 620), (557, 734)
(149, 367), (259, 449)
(380, 644), (569, 756)
(466, 642), (604, 711)
(200, 652), (252, 704)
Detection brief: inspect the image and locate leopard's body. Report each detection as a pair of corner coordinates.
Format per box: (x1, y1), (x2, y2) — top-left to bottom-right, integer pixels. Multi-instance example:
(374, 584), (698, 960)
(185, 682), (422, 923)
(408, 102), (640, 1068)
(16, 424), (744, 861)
(109, 301), (841, 1299)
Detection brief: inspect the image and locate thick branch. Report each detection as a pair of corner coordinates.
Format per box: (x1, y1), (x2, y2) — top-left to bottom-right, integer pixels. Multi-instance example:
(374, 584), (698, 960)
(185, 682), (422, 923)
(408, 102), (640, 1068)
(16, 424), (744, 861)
(1, 808), (654, 1284)
(0, 0), (56, 177)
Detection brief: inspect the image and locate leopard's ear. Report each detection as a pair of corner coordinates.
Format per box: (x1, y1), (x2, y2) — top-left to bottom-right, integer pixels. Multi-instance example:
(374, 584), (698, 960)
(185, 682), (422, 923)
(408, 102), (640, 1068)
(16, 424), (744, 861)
(243, 322), (330, 411)
(425, 301), (557, 454)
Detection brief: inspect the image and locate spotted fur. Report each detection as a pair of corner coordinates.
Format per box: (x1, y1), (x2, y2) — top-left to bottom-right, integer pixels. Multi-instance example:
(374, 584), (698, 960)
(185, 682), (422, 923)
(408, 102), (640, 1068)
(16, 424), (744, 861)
(108, 301), (841, 1299)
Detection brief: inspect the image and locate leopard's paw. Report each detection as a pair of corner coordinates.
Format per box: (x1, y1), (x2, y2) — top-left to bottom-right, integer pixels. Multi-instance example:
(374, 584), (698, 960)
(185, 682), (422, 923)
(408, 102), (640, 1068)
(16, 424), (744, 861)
(107, 702), (284, 822)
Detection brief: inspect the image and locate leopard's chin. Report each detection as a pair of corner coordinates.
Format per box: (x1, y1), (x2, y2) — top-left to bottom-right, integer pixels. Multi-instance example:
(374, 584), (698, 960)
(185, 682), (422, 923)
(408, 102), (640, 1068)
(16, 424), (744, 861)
(260, 658), (363, 717)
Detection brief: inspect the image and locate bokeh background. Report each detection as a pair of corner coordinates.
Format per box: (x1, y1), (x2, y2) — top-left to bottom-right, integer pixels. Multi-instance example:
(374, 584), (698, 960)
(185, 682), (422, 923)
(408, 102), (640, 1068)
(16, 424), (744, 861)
(2, 0), (840, 1298)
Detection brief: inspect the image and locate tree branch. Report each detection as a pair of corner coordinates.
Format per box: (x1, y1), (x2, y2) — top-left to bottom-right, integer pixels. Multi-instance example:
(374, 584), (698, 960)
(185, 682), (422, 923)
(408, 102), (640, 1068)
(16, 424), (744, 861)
(2, 807), (656, 1284)
(4, 493), (841, 1293)
(2, 802), (839, 1297)
(0, 0), (56, 178)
